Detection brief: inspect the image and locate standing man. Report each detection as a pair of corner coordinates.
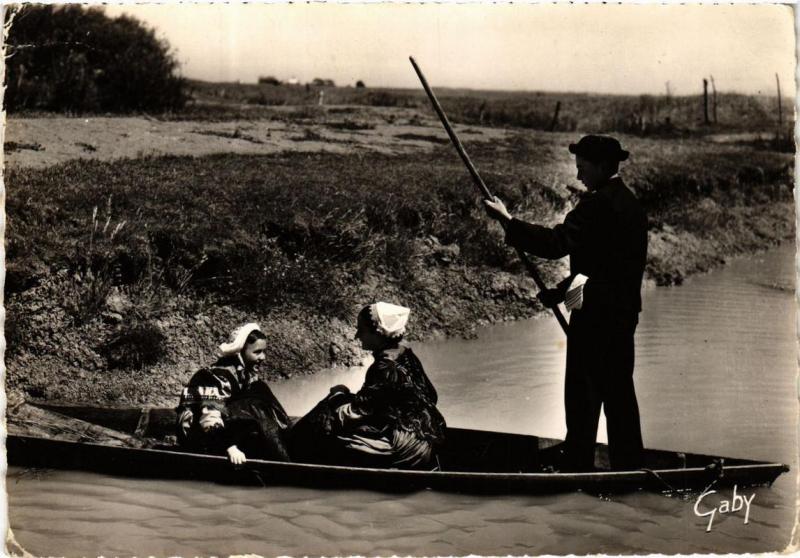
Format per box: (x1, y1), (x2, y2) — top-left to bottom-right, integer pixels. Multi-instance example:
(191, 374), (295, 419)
(484, 135), (647, 472)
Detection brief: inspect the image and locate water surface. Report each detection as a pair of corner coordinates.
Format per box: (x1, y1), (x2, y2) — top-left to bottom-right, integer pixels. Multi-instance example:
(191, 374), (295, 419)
(8, 244), (797, 556)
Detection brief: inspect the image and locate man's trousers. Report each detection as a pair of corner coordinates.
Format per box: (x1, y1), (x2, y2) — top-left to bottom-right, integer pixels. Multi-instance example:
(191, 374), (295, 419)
(562, 309), (644, 471)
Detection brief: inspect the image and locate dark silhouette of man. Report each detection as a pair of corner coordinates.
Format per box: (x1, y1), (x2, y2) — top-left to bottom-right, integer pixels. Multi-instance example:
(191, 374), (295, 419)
(484, 135), (647, 471)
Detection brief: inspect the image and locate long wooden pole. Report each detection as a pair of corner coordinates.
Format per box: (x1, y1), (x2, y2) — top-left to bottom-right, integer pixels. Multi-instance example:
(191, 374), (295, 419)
(409, 56), (569, 334)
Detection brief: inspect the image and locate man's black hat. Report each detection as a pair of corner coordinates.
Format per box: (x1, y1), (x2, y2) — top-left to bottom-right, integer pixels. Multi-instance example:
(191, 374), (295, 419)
(569, 135), (629, 163)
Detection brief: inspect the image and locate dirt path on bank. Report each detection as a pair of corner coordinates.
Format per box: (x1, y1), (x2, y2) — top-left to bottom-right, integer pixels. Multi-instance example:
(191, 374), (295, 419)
(5, 106), (511, 169)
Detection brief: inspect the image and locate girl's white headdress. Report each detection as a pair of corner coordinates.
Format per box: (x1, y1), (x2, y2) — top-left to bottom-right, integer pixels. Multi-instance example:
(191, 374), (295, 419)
(369, 302), (410, 338)
(219, 322), (262, 356)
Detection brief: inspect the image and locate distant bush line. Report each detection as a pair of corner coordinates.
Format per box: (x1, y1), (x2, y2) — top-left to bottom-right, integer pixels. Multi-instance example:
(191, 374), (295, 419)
(5, 5), (186, 113)
(188, 80), (792, 137)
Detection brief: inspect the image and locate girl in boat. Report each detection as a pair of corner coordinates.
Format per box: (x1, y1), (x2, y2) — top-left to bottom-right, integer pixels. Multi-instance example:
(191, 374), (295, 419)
(292, 302), (446, 470)
(176, 323), (291, 464)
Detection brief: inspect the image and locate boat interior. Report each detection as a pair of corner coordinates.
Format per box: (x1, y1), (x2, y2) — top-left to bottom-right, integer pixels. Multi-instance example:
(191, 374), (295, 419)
(26, 402), (766, 474)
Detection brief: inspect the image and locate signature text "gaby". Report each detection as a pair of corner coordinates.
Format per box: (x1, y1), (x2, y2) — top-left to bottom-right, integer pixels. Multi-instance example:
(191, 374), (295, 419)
(693, 485), (755, 532)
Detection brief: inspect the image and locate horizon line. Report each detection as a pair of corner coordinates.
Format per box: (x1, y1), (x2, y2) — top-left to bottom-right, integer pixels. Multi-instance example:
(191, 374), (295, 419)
(184, 77), (795, 100)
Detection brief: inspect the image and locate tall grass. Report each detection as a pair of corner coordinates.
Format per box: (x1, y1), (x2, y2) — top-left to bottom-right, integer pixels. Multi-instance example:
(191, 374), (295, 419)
(7, 138), (792, 308)
(6, 150), (517, 316)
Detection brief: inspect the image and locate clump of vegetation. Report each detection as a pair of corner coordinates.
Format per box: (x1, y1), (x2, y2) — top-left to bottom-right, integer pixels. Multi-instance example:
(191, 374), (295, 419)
(5, 4), (186, 113)
(395, 133), (449, 144)
(258, 76), (282, 86)
(327, 120), (375, 131)
(192, 128), (264, 144)
(4, 141), (45, 153)
(60, 201), (134, 323)
(100, 320), (167, 370)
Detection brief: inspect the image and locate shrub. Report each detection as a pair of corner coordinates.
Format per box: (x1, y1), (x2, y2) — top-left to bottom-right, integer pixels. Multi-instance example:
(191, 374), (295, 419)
(311, 78), (335, 87)
(258, 76), (281, 86)
(100, 320), (167, 370)
(5, 5), (186, 113)
(63, 200), (158, 322)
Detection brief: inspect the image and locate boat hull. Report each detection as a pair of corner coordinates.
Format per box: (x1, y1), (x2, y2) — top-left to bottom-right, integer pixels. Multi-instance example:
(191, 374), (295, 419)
(6, 404), (789, 495)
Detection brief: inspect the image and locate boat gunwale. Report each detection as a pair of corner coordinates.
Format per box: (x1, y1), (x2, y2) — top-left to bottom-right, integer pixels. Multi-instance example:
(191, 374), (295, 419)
(7, 433), (789, 480)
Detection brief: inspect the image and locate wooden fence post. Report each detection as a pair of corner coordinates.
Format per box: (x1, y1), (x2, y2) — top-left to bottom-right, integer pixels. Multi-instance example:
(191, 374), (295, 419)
(776, 73), (783, 142)
(549, 101), (561, 131)
(703, 79), (710, 125)
(710, 75), (718, 124)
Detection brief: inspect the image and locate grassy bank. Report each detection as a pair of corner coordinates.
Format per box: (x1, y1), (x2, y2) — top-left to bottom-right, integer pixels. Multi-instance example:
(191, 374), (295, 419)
(5, 131), (794, 406)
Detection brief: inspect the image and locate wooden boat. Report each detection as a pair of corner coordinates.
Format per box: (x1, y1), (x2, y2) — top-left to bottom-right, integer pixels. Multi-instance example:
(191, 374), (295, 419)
(6, 402), (789, 495)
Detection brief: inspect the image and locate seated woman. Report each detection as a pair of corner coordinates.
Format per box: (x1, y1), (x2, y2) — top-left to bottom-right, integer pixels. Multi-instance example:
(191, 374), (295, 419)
(292, 302), (446, 470)
(176, 323), (291, 464)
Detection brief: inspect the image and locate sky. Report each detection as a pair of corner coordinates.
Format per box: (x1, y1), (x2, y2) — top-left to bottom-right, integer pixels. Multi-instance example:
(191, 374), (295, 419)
(103, 3), (796, 96)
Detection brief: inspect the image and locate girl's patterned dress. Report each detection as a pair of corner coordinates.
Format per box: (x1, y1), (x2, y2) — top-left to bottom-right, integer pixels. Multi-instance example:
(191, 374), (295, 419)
(176, 355), (291, 461)
(292, 346), (446, 469)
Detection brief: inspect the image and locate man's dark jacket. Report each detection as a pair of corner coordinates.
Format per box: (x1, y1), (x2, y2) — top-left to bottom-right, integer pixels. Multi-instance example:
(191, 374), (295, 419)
(505, 177), (647, 319)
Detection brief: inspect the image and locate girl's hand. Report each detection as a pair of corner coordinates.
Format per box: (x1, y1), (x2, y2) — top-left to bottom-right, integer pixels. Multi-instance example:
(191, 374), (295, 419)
(227, 445), (247, 465)
(178, 409), (194, 437)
